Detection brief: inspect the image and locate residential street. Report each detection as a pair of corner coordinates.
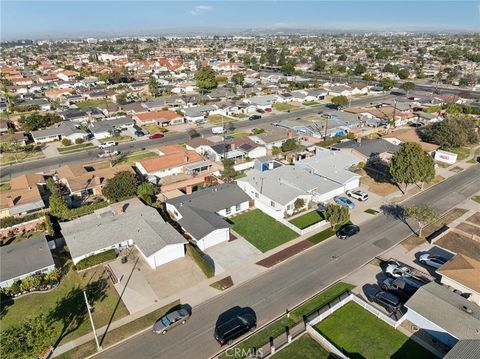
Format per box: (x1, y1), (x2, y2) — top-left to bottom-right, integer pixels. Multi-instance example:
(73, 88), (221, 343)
(95, 164), (480, 359)
(0, 94), (393, 181)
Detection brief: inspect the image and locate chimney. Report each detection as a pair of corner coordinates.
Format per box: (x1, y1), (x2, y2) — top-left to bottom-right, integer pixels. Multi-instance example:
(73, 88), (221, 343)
(287, 130), (293, 138)
(6, 196), (14, 207)
(116, 204), (125, 214)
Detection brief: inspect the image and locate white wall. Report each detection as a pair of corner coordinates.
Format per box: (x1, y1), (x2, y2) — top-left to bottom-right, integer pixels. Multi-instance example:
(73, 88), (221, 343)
(216, 201), (249, 217)
(197, 228), (230, 251)
(440, 276), (480, 305)
(0, 264), (55, 288)
(405, 309), (458, 347)
(146, 243), (185, 269)
(93, 131), (111, 140)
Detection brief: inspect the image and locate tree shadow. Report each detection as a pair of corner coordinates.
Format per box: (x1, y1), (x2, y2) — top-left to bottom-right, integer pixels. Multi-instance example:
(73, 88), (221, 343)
(364, 155), (392, 184)
(380, 204), (416, 235)
(0, 294), (14, 320)
(48, 276), (108, 349)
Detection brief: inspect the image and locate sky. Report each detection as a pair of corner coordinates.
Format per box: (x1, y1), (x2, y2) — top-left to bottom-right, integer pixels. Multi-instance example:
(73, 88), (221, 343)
(1, 1), (479, 40)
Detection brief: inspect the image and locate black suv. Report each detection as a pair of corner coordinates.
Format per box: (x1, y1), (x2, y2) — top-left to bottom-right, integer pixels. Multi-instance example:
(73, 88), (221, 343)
(214, 314), (256, 345)
(249, 115), (262, 120)
(367, 290), (401, 313)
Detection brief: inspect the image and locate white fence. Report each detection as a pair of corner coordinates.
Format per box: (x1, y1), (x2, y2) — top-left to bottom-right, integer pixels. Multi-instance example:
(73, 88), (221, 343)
(306, 325), (349, 359)
(277, 216), (329, 236)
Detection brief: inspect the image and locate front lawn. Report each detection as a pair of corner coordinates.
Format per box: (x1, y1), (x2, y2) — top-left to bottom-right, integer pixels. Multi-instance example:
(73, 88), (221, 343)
(219, 282), (354, 359)
(445, 146), (470, 161)
(100, 135), (133, 144)
(271, 334), (329, 359)
(0, 150), (44, 165)
(315, 301), (435, 359)
(0, 262), (129, 348)
(58, 143), (94, 154)
(307, 227), (335, 244)
(231, 209), (298, 252)
(289, 210), (325, 229)
(472, 196), (480, 204)
(75, 99), (115, 109)
(208, 114), (235, 125)
(303, 101), (322, 106)
(272, 103), (300, 112)
(113, 150), (157, 165)
(142, 124), (168, 134)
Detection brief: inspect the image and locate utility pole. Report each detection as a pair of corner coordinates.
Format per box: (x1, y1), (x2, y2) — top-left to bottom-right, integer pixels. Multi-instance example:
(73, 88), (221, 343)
(83, 291), (101, 351)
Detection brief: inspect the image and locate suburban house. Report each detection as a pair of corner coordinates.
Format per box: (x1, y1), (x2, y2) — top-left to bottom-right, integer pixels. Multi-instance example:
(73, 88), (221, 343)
(183, 105), (217, 123)
(133, 110), (184, 127)
(31, 121), (88, 144)
(249, 124), (298, 150)
(186, 137), (267, 163)
(165, 183), (251, 250)
(331, 138), (400, 162)
(444, 340), (480, 359)
(61, 198), (187, 269)
(437, 254), (480, 305)
(384, 128), (440, 154)
(0, 173), (46, 218)
(405, 282), (480, 348)
(88, 116), (135, 139)
(0, 235), (55, 288)
(142, 99), (166, 111)
(244, 95), (278, 110)
(55, 164), (134, 202)
(135, 144), (211, 181)
(61, 107), (105, 123)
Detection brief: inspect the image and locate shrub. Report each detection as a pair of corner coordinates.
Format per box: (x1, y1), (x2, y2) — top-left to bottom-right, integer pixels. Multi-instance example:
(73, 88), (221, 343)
(75, 249), (117, 271)
(0, 212), (44, 229)
(74, 138), (84, 144)
(61, 138), (72, 146)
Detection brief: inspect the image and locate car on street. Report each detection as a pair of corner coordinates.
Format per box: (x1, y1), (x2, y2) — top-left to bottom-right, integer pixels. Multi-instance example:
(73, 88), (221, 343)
(336, 224), (360, 239)
(97, 150), (120, 158)
(212, 126), (226, 134)
(346, 190), (369, 201)
(256, 109), (265, 114)
(334, 196), (355, 209)
(153, 309), (190, 334)
(368, 290), (401, 313)
(419, 254), (448, 269)
(249, 115), (262, 120)
(264, 108), (272, 112)
(149, 133), (164, 139)
(214, 313), (256, 345)
(98, 141), (117, 149)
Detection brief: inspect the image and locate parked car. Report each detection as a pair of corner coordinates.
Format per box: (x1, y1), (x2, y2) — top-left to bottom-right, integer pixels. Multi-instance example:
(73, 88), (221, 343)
(367, 290), (401, 313)
(149, 133), (164, 139)
(419, 254), (448, 269)
(153, 309), (190, 334)
(334, 196), (355, 209)
(264, 108), (272, 112)
(98, 141), (117, 149)
(97, 150), (120, 158)
(346, 190), (368, 201)
(381, 277), (420, 300)
(336, 224), (360, 239)
(256, 109), (265, 114)
(385, 262), (414, 278)
(214, 314), (256, 345)
(249, 115), (262, 120)
(212, 126), (226, 134)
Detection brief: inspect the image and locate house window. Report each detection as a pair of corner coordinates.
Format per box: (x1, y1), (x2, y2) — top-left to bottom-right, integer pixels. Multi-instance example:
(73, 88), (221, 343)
(226, 207), (232, 215)
(270, 201), (275, 208)
(286, 204), (293, 211)
(255, 192), (259, 198)
(235, 204), (241, 212)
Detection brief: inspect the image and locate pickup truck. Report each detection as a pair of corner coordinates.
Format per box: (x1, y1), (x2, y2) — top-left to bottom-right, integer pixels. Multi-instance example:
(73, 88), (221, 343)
(384, 259), (433, 283)
(381, 277), (424, 300)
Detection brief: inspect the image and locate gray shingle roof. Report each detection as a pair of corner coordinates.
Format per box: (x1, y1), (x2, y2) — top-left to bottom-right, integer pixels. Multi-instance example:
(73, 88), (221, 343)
(61, 198), (186, 260)
(31, 121), (84, 139)
(166, 183), (250, 239)
(0, 235), (54, 283)
(89, 116), (135, 133)
(444, 340), (480, 359)
(332, 138), (400, 157)
(405, 282), (480, 340)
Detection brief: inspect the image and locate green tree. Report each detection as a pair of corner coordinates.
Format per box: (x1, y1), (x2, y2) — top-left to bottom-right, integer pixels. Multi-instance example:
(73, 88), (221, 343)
(362, 73), (375, 81)
(61, 138), (71, 146)
(277, 49), (287, 66)
(338, 54), (347, 61)
(313, 58), (327, 72)
(194, 66), (218, 93)
(116, 92), (128, 105)
(102, 171), (139, 202)
(388, 142), (435, 194)
(400, 81), (416, 95)
(45, 213), (54, 236)
(49, 194), (69, 218)
(422, 118), (479, 148)
(0, 314), (56, 359)
(231, 73), (245, 86)
(378, 78), (397, 91)
(281, 138), (298, 152)
(148, 76), (159, 97)
(18, 113), (62, 131)
(221, 158), (237, 180)
(281, 61), (295, 75)
(353, 63), (367, 75)
(397, 68), (410, 79)
(325, 204), (350, 229)
(331, 95), (349, 108)
(406, 205), (439, 237)
(137, 182), (156, 204)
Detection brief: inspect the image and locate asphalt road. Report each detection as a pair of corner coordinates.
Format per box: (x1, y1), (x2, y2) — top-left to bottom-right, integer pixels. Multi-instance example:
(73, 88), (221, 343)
(95, 164), (480, 359)
(0, 94), (393, 180)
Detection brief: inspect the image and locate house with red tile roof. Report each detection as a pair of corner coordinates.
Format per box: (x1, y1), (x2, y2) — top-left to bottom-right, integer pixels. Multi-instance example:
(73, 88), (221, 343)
(133, 110), (184, 126)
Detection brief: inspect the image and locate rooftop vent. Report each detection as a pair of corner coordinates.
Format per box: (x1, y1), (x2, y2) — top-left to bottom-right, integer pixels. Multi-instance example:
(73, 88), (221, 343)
(462, 305), (473, 314)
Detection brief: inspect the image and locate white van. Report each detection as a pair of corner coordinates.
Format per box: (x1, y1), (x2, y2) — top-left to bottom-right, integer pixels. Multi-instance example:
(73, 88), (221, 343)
(98, 141), (117, 149)
(211, 127), (226, 134)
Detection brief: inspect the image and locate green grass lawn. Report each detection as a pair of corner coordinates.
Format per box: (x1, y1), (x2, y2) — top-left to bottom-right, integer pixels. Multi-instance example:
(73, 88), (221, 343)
(472, 196), (480, 204)
(208, 114), (235, 125)
(315, 301), (436, 359)
(232, 113), (248, 118)
(220, 282), (354, 359)
(225, 131), (248, 138)
(0, 150), (44, 165)
(302, 101), (322, 106)
(272, 103), (300, 112)
(0, 264), (129, 347)
(100, 135), (133, 144)
(58, 143), (94, 154)
(467, 147), (480, 163)
(445, 146), (471, 161)
(114, 150), (157, 165)
(231, 209), (298, 252)
(0, 181), (11, 192)
(271, 334), (330, 359)
(289, 210), (325, 229)
(75, 99), (115, 109)
(365, 208), (380, 215)
(307, 227), (336, 244)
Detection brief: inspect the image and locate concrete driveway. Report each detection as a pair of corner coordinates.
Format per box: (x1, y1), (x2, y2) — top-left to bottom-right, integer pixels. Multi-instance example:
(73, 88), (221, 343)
(205, 237), (262, 275)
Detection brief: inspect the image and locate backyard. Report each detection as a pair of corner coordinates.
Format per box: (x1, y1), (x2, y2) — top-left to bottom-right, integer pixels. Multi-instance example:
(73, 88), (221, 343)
(315, 301), (436, 359)
(271, 334), (330, 359)
(75, 99), (115, 109)
(272, 103), (300, 112)
(231, 209), (298, 252)
(289, 210), (325, 229)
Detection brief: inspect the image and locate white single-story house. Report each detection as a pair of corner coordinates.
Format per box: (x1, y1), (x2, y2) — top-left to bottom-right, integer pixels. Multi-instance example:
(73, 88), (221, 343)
(89, 116), (135, 139)
(31, 121), (88, 144)
(165, 183), (251, 250)
(61, 198), (187, 269)
(183, 105), (217, 123)
(0, 235), (55, 288)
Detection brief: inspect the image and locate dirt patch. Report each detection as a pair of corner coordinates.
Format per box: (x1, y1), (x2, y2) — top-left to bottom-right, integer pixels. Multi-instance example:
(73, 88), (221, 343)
(457, 222), (480, 237)
(435, 231), (480, 261)
(401, 235), (428, 251)
(360, 175), (398, 197)
(466, 212), (480, 226)
(210, 276), (234, 291)
(256, 240), (313, 268)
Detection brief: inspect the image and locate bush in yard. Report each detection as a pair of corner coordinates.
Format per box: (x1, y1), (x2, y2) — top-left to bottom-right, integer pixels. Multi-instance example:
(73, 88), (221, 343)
(281, 138), (298, 152)
(422, 117), (479, 148)
(0, 212), (44, 229)
(137, 182), (156, 204)
(102, 171), (139, 202)
(49, 194), (69, 218)
(325, 204), (350, 229)
(75, 249), (117, 271)
(74, 138), (84, 144)
(331, 95), (348, 108)
(293, 198), (306, 213)
(61, 138), (72, 146)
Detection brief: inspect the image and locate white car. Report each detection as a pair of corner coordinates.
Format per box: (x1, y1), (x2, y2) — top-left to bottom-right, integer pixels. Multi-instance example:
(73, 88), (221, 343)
(98, 141), (117, 149)
(385, 262), (414, 278)
(211, 127), (225, 134)
(346, 190), (369, 201)
(97, 150), (120, 158)
(419, 254), (448, 269)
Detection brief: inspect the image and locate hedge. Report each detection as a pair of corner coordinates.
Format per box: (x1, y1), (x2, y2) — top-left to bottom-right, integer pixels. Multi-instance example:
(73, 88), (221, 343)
(186, 244), (214, 278)
(65, 201), (109, 220)
(75, 249), (117, 271)
(0, 212), (44, 229)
